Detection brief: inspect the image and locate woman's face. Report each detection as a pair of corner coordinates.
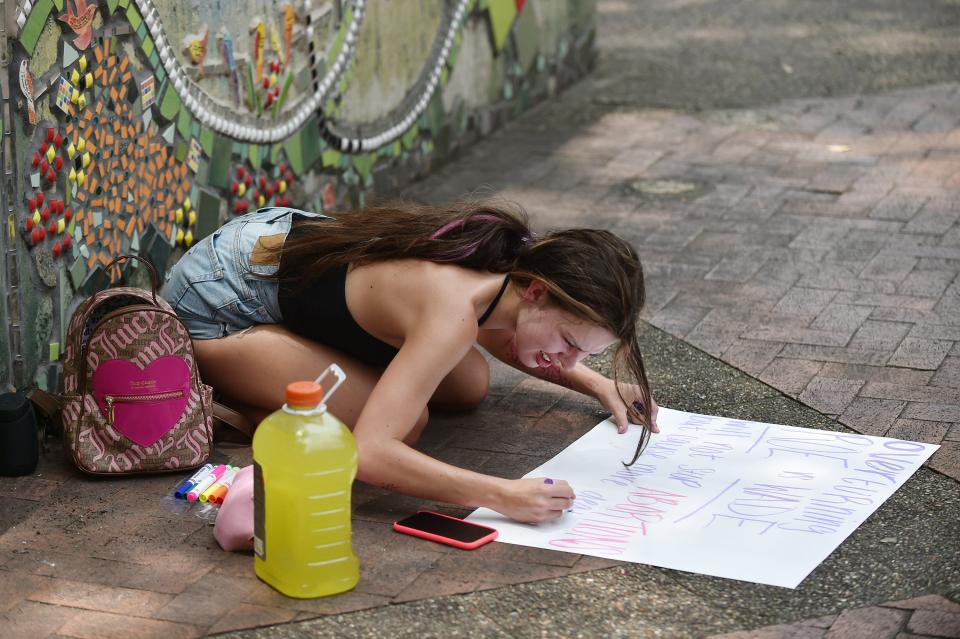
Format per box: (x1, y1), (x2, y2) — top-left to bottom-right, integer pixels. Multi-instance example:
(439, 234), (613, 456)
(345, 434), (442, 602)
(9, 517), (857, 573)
(513, 284), (617, 371)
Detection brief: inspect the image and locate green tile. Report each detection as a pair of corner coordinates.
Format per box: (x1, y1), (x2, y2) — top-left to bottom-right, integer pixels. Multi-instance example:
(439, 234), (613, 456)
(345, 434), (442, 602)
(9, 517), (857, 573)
(282, 130), (302, 174)
(233, 142), (248, 161)
(190, 120), (200, 138)
(401, 124), (419, 150)
(69, 257), (87, 290)
(136, 23), (146, 40)
(53, 0), (64, 10)
(119, 0), (130, 7)
(19, 0), (54, 56)
(107, 0), (120, 13)
(321, 149), (340, 168)
(49, 342), (60, 362)
(486, 0), (516, 51)
(276, 72), (294, 114)
(126, 4), (142, 30)
(142, 35), (154, 58)
(176, 106), (192, 139)
(158, 80), (180, 121)
(249, 144), (260, 169)
(80, 266), (108, 296)
(300, 117), (321, 171)
(325, 6), (352, 67)
(148, 49), (160, 71)
(513, 2), (539, 71)
(351, 153), (376, 181)
(208, 134), (232, 189)
(175, 142), (186, 163)
(146, 226), (171, 271)
(195, 189), (222, 242)
(199, 127), (214, 156)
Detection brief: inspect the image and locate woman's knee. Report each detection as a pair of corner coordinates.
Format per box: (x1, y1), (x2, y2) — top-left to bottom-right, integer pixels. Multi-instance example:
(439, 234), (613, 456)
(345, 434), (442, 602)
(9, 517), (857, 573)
(460, 354), (490, 409)
(434, 348), (489, 411)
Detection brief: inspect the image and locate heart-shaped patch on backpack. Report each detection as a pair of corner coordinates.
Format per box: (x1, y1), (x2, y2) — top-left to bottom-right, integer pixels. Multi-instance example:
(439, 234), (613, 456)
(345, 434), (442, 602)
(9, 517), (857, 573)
(92, 356), (191, 447)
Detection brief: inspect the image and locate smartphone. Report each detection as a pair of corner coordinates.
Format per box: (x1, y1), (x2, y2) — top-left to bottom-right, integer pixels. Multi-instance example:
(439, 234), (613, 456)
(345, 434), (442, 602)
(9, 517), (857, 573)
(393, 510), (498, 550)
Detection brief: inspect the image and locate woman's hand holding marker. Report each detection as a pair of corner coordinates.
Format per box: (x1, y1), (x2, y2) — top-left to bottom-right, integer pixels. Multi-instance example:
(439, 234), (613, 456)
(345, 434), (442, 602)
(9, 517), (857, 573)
(495, 477), (575, 524)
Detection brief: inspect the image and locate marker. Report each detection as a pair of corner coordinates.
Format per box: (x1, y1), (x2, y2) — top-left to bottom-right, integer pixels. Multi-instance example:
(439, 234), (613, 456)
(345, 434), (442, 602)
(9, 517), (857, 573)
(174, 464), (214, 500)
(208, 467), (240, 505)
(200, 466), (237, 503)
(544, 478), (554, 485)
(187, 464), (227, 502)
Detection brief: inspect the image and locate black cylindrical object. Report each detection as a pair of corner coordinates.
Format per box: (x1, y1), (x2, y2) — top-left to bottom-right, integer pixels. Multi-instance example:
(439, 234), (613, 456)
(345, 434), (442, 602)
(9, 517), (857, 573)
(0, 392), (39, 476)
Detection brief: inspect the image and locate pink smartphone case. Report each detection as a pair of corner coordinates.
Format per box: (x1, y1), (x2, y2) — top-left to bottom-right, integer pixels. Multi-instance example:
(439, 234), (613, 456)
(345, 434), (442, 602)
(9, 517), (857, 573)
(392, 510), (498, 550)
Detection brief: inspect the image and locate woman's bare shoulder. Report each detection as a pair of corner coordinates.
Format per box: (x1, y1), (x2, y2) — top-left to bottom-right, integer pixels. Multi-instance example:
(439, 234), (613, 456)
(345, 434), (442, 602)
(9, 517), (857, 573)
(347, 260), (482, 342)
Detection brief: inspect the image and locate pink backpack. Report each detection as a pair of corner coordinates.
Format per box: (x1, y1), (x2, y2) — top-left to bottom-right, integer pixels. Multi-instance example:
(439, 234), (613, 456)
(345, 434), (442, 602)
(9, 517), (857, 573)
(59, 256), (214, 475)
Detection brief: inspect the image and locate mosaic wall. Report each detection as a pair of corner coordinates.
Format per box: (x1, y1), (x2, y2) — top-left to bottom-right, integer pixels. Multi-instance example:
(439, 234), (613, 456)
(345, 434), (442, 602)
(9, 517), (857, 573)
(0, 0), (597, 389)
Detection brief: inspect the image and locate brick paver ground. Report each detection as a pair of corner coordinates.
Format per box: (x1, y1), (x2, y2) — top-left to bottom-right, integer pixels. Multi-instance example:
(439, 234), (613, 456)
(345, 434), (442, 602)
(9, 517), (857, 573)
(3, 61), (959, 639)
(709, 594), (960, 639)
(410, 81), (960, 484)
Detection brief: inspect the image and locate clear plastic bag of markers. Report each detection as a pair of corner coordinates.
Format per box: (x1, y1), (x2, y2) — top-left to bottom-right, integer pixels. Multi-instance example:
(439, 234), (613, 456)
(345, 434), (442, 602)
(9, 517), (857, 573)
(162, 463), (241, 522)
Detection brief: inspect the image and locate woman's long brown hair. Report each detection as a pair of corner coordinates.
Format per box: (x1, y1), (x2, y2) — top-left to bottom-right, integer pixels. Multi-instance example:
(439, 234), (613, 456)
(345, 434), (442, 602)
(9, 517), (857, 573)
(274, 201), (654, 463)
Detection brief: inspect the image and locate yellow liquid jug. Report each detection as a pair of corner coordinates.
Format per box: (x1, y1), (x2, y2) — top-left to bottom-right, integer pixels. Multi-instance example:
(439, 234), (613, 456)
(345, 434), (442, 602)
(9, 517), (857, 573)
(253, 365), (359, 598)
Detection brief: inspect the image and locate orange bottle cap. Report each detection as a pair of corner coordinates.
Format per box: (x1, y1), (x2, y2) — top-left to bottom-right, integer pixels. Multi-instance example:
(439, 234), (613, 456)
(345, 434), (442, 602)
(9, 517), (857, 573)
(286, 381), (324, 407)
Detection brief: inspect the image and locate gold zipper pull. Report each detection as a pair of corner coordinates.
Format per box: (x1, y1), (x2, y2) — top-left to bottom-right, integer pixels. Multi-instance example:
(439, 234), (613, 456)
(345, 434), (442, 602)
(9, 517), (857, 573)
(104, 396), (115, 425)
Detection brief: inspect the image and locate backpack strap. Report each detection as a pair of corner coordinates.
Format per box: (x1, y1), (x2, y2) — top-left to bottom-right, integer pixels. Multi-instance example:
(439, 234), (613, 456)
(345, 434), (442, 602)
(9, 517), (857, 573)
(213, 401), (256, 438)
(104, 254), (161, 305)
(28, 389), (63, 427)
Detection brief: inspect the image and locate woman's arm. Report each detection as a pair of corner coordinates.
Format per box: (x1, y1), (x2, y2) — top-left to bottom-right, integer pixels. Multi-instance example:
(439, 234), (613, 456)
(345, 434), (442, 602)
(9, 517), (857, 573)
(352, 316), (575, 523)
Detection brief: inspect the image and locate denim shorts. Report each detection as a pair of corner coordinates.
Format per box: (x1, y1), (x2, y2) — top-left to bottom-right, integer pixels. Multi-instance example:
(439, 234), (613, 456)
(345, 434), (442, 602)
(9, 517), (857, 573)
(161, 207), (326, 340)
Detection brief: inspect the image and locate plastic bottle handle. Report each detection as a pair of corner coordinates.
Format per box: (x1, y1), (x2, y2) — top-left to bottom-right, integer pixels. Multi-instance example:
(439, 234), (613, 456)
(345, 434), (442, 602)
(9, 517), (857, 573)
(314, 364), (346, 412)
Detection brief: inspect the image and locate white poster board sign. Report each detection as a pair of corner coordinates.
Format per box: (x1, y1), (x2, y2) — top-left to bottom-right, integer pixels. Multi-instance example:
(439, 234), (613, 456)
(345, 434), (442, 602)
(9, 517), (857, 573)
(467, 407), (938, 588)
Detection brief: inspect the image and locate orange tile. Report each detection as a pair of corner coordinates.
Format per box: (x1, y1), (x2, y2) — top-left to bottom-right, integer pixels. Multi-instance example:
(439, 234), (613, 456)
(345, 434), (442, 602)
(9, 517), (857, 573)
(118, 86), (127, 102)
(125, 217), (135, 236)
(84, 109), (93, 121)
(86, 141), (96, 154)
(119, 56), (128, 73)
(87, 254), (96, 268)
(75, 190), (86, 203)
(109, 87), (118, 103)
(107, 54), (116, 68)
(103, 218), (111, 230)
(90, 198), (102, 209)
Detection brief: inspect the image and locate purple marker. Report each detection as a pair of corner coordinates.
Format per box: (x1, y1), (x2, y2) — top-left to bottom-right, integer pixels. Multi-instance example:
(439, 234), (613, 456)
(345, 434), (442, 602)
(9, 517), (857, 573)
(544, 478), (554, 485)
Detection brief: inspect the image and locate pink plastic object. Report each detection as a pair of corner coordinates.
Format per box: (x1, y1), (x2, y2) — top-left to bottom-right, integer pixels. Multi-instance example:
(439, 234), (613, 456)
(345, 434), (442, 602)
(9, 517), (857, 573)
(214, 465), (255, 551)
(91, 356), (191, 447)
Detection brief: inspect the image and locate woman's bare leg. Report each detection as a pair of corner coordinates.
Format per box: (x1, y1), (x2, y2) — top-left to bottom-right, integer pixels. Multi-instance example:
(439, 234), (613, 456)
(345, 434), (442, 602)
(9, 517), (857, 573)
(193, 324), (428, 443)
(195, 325), (490, 443)
(430, 346), (490, 411)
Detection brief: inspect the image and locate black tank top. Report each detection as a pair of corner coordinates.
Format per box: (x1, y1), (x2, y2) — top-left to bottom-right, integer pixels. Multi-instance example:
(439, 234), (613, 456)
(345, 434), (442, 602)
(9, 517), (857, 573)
(277, 219), (508, 369)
